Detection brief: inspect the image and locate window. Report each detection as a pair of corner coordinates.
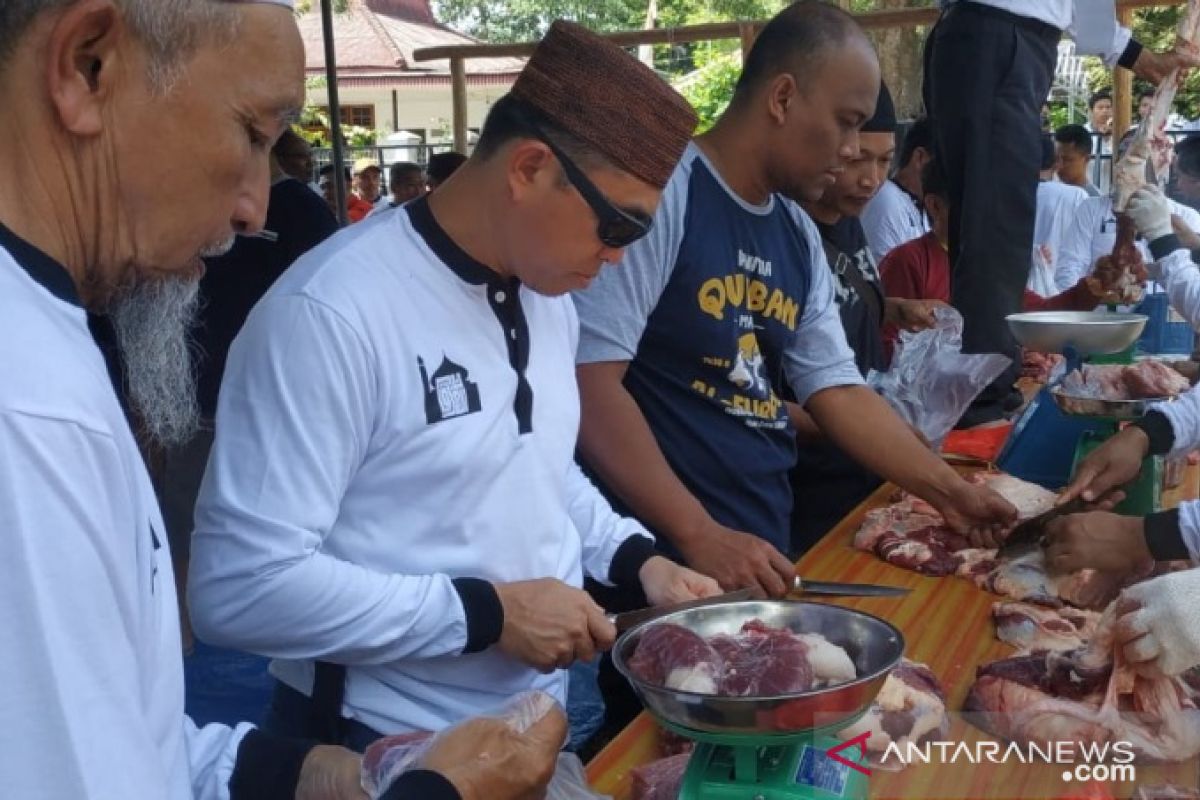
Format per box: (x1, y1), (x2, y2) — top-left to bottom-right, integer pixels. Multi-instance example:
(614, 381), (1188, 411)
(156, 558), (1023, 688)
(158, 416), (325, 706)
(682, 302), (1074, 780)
(320, 105), (376, 129)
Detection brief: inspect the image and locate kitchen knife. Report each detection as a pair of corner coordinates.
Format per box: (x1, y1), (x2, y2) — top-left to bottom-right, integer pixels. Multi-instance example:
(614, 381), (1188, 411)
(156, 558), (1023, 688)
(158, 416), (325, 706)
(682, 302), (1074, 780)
(792, 576), (910, 597)
(608, 588), (756, 633)
(996, 497), (1088, 558)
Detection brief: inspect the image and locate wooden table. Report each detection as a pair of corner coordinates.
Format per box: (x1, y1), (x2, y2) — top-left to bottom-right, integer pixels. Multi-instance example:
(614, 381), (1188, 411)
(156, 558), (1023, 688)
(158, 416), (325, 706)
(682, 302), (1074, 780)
(586, 466), (1200, 799)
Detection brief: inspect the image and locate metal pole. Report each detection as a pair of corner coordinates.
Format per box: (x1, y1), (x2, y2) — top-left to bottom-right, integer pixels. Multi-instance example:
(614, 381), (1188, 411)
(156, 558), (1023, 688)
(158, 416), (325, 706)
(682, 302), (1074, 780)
(320, 0), (349, 227)
(451, 57), (468, 154)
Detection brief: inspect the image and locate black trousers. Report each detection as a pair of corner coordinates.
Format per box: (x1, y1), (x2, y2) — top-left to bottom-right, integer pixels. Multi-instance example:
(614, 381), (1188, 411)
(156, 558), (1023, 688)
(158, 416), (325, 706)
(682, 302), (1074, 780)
(923, 4), (1058, 422)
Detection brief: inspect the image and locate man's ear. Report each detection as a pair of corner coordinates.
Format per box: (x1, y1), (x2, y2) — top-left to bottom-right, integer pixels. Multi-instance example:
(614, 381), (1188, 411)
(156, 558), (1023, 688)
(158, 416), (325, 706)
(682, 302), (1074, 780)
(766, 73), (800, 127)
(506, 139), (555, 202)
(45, 0), (123, 137)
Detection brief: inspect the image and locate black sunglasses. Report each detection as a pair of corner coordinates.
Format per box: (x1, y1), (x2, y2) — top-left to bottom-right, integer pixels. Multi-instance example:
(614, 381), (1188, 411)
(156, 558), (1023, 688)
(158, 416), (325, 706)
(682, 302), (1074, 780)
(530, 127), (654, 249)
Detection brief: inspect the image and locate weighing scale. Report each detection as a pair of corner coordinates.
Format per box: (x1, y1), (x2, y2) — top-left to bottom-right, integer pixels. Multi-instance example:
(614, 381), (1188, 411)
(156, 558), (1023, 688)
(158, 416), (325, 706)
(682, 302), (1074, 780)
(613, 601), (905, 800)
(998, 311), (1163, 515)
(657, 717), (871, 800)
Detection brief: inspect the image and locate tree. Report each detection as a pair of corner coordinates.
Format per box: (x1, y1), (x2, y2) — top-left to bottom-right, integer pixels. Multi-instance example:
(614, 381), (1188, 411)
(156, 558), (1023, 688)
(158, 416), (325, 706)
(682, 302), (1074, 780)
(431, 0), (644, 42)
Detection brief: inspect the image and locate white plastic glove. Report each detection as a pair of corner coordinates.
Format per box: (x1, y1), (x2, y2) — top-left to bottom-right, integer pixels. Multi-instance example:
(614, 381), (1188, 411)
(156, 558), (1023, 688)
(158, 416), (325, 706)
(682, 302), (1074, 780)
(1115, 568), (1200, 678)
(1126, 186), (1174, 242)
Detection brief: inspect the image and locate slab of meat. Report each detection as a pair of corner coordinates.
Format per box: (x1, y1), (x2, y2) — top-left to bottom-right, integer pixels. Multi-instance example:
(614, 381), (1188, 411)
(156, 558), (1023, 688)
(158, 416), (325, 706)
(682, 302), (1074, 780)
(630, 753), (689, 800)
(626, 623), (723, 695)
(1060, 363), (1190, 402)
(627, 620), (852, 698)
(836, 660), (948, 771)
(967, 610), (1200, 763)
(1022, 351), (1065, 383)
(854, 473), (1053, 576)
(994, 602), (1101, 652)
(1114, 2), (1200, 213)
(710, 620), (814, 696)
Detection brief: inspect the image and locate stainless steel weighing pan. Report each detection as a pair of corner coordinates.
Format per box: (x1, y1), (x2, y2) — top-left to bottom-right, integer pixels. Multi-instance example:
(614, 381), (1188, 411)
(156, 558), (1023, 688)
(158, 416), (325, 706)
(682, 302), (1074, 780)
(612, 601), (905, 735)
(1006, 311), (1148, 355)
(1050, 387), (1175, 420)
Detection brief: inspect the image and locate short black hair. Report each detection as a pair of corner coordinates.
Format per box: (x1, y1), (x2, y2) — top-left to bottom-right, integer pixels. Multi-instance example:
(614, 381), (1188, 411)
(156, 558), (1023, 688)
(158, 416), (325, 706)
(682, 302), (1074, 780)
(733, 1), (864, 101)
(1177, 134), (1200, 179)
(898, 117), (933, 168)
(1055, 124), (1093, 156)
(1138, 86), (1156, 102)
(427, 151), (468, 184)
(318, 164), (352, 180)
(1089, 89), (1112, 110)
(1040, 134), (1056, 171)
(921, 157), (947, 201)
(389, 161), (422, 180)
(474, 93), (606, 171)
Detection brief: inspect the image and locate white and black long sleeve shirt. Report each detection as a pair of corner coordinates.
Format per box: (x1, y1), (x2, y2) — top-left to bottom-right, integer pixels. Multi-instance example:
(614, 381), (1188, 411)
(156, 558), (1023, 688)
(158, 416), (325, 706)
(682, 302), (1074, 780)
(942, 1), (1135, 66)
(0, 226), (316, 800)
(189, 197), (655, 736)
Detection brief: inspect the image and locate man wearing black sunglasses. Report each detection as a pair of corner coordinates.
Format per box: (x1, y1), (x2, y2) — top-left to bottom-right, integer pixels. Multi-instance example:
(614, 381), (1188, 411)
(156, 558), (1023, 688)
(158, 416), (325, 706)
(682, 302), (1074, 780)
(573, 1), (1019, 605)
(187, 20), (720, 748)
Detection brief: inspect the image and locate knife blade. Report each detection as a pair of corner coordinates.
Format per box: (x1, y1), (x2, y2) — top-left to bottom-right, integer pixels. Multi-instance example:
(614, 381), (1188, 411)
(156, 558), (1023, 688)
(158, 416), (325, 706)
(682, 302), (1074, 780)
(997, 497), (1088, 558)
(608, 588), (756, 633)
(792, 576), (910, 597)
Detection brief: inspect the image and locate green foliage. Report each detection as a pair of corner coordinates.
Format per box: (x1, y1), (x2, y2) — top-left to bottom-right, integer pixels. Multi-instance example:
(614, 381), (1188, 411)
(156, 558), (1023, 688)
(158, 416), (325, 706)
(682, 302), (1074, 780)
(678, 52), (741, 131)
(1076, 7), (1199, 121)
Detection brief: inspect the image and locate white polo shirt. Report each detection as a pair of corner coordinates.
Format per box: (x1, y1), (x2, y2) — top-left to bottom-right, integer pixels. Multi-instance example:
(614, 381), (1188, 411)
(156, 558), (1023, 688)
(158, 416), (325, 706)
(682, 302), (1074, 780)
(189, 198), (653, 735)
(0, 232), (257, 799)
(861, 179), (930, 264)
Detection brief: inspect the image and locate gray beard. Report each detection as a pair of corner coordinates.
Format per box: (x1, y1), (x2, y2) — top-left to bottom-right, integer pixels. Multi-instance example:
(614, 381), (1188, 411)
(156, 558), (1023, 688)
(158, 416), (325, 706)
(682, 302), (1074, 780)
(108, 276), (203, 449)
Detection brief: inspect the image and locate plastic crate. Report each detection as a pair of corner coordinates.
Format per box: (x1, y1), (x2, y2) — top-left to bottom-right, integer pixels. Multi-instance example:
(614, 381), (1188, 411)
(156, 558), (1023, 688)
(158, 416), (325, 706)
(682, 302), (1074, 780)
(1135, 293), (1195, 356)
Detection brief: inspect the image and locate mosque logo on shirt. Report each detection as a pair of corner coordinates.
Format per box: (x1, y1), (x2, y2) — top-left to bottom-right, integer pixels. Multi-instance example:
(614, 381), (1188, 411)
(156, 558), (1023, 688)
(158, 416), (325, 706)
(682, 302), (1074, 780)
(728, 332), (770, 398)
(419, 355), (481, 424)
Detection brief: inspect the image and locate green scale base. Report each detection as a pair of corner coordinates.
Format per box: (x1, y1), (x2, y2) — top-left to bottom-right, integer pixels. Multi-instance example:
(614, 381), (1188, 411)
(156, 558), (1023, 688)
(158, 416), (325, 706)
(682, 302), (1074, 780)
(660, 718), (871, 800)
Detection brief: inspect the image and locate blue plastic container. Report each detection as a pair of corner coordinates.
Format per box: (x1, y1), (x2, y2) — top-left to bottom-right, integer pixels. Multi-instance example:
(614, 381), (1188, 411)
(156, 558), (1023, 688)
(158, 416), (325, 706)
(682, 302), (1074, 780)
(1135, 293), (1195, 356)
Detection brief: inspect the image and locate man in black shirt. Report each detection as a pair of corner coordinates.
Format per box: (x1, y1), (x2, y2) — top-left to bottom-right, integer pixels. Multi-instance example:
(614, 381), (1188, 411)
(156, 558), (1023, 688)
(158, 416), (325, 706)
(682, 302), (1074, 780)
(790, 82), (944, 552)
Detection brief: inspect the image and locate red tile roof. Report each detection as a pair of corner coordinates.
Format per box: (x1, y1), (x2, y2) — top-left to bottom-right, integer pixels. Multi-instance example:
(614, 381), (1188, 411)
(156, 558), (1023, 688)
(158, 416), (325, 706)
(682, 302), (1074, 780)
(299, 0), (525, 77)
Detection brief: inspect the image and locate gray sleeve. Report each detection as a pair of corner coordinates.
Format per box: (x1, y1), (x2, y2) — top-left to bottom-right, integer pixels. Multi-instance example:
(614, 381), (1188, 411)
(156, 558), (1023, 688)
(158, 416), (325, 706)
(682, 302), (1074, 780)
(781, 204), (865, 404)
(573, 165), (689, 364)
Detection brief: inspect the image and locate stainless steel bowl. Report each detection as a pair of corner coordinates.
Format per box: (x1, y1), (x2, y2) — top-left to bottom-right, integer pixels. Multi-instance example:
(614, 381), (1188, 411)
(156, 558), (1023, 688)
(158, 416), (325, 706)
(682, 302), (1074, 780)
(1006, 311), (1148, 355)
(611, 601), (904, 735)
(1050, 387), (1174, 420)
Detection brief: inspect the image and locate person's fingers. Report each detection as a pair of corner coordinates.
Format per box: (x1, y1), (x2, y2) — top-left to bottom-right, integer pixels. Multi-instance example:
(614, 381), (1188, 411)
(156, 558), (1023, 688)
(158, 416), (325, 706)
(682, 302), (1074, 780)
(524, 702), (569, 751)
(768, 547), (797, 582)
(585, 604), (616, 653)
(757, 558), (789, 598)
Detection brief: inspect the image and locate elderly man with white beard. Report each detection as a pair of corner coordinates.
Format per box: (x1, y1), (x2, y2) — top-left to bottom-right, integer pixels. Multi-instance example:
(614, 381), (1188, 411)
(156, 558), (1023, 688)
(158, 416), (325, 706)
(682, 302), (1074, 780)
(0, 1), (569, 799)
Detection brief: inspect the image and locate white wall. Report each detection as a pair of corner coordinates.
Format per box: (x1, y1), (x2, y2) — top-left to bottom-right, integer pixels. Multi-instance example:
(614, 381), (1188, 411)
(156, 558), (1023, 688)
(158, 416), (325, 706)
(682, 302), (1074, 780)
(307, 81), (513, 143)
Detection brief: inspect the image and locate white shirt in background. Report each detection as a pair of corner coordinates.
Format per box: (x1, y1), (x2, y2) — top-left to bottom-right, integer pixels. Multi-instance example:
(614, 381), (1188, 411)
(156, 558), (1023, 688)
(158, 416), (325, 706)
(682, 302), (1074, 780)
(1030, 180), (1088, 297)
(861, 179), (930, 264)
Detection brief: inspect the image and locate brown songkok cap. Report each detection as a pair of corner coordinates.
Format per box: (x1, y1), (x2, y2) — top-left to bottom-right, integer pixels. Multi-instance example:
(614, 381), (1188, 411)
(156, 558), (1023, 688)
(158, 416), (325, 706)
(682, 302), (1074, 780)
(510, 20), (697, 189)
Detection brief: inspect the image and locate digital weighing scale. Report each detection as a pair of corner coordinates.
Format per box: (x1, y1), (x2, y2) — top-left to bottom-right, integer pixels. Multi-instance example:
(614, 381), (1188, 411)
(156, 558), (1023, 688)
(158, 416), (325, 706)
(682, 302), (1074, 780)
(998, 311), (1162, 515)
(613, 601), (905, 800)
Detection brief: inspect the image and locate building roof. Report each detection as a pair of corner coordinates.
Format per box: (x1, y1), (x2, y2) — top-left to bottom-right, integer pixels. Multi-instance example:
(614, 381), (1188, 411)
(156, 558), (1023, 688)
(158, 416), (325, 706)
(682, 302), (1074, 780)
(299, 0), (525, 82)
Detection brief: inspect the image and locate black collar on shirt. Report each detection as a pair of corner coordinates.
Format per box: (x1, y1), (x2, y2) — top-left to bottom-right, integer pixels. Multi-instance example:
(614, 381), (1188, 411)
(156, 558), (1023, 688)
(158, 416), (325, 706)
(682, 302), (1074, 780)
(404, 195), (535, 434)
(406, 195), (510, 288)
(0, 220), (82, 307)
(890, 178), (924, 212)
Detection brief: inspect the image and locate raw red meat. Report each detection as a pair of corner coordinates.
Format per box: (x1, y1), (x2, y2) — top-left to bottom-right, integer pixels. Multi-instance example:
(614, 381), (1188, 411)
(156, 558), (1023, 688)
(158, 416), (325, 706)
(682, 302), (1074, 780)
(630, 753), (689, 800)
(627, 620), (851, 698)
(1059, 362), (1189, 403)
(1022, 351), (1065, 382)
(710, 621), (814, 696)
(626, 623), (723, 695)
(967, 611), (1200, 763)
(836, 659), (948, 771)
(993, 602), (1101, 653)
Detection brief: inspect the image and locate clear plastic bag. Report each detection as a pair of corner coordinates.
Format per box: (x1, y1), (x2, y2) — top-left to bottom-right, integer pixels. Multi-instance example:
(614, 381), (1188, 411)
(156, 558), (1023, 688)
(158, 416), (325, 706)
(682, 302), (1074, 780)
(360, 690), (610, 800)
(868, 307), (1011, 448)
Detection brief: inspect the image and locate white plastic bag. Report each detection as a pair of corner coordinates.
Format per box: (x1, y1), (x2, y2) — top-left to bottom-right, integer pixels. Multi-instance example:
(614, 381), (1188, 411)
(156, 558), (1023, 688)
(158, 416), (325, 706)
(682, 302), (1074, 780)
(360, 690), (610, 800)
(1027, 244), (1059, 299)
(868, 307), (1011, 447)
